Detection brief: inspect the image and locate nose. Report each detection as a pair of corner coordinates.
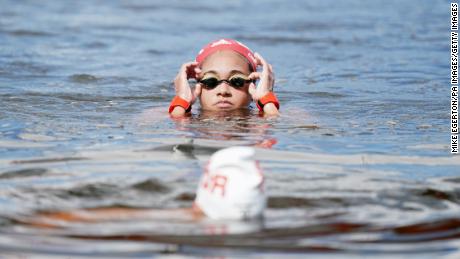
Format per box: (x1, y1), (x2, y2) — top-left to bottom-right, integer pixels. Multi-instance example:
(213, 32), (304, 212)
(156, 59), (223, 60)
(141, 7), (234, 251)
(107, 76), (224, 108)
(216, 81), (232, 96)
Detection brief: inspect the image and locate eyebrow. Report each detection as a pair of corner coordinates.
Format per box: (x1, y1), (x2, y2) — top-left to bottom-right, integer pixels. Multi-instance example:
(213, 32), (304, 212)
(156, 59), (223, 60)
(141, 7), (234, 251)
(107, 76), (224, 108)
(202, 69), (246, 76)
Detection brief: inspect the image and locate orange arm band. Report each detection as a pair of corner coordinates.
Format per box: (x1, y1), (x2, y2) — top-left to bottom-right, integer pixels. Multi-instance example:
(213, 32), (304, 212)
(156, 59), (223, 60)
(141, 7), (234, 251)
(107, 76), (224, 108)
(168, 96), (191, 113)
(256, 92), (280, 111)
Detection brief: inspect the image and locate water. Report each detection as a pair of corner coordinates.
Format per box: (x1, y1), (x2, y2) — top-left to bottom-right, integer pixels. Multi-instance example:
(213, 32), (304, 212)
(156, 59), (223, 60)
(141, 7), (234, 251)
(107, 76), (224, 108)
(0, 0), (458, 257)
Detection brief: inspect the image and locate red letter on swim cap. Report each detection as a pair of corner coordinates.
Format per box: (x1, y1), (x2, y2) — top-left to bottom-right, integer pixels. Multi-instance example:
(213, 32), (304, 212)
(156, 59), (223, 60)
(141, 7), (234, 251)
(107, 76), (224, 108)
(211, 174), (227, 197)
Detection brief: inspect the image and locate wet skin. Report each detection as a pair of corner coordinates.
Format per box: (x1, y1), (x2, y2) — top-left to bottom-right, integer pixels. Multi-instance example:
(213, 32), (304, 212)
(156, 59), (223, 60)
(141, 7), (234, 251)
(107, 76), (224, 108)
(171, 50), (279, 117)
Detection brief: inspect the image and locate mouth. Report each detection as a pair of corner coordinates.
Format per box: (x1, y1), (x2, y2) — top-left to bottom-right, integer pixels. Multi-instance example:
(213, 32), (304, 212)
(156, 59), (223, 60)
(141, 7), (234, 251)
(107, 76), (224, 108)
(215, 100), (234, 109)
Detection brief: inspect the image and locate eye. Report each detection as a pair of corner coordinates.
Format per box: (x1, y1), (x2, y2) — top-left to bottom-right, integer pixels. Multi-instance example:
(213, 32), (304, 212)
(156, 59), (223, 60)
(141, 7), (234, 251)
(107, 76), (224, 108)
(229, 76), (247, 88)
(200, 77), (219, 88)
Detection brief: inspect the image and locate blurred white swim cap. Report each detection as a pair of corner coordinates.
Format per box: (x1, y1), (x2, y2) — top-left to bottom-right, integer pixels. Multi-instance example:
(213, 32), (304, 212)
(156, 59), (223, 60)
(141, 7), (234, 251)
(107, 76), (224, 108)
(195, 146), (266, 220)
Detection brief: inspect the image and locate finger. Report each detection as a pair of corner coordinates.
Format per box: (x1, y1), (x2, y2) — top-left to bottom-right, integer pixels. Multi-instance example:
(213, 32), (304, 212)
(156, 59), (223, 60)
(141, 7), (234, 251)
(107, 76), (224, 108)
(180, 62), (192, 77)
(194, 83), (202, 98)
(248, 72), (261, 80)
(181, 61), (197, 72)
(194, 67), (202, 80)
(175, 62), (196, 98)
(254, 52), (263, 66)
(183, 61), (198, 79)
(254, 52), (268, 67)
(268, 64), (273, 73)
(248, 82), (256, 97)
(255, 53), (271, 77)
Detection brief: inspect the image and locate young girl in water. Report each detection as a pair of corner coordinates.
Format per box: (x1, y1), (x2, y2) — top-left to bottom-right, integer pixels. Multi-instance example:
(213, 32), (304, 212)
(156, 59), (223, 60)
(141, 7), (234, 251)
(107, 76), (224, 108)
(169, 39), (280, 117)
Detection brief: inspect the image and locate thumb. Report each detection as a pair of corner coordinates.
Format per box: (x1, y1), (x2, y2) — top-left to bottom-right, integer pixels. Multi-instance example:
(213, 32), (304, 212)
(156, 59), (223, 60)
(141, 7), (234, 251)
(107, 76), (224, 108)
(192, 83), (202, 103)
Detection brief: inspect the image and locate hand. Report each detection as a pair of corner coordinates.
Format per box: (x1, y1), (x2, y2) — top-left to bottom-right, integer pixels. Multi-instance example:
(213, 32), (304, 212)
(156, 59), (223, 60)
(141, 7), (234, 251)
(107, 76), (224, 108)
(173, 61), (203, 104)
(248, 53), (275, 101)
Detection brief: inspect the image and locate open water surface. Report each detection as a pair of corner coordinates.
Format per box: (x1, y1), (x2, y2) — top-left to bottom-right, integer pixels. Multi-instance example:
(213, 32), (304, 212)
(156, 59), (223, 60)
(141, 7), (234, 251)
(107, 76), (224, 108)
(0, 0), (458, 258)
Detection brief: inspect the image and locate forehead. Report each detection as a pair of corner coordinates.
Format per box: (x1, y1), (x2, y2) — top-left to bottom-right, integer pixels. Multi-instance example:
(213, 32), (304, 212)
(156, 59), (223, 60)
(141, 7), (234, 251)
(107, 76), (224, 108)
(200, 50), (251, 75)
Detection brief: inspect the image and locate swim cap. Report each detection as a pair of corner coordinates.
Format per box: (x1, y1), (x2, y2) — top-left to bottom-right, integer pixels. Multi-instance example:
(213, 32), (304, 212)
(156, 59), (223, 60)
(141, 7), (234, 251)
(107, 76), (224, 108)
(195, 39), (258, 72)
(194, 146), (266, 220)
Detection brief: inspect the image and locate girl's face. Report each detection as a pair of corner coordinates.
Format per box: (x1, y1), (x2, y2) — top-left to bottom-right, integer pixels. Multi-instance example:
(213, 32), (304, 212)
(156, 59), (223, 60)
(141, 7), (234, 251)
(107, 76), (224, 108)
(199, 50), (252, 111)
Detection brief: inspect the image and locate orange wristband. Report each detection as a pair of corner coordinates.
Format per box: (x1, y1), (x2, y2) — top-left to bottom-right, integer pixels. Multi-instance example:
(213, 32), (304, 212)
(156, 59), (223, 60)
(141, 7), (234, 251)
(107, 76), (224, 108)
(256, 92), (280, 111)
(169, 96), (191, 113)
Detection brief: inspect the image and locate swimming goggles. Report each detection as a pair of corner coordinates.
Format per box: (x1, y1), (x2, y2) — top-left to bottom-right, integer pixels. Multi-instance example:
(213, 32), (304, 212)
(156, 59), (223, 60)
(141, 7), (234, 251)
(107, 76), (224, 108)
(198, 75), (253, 89)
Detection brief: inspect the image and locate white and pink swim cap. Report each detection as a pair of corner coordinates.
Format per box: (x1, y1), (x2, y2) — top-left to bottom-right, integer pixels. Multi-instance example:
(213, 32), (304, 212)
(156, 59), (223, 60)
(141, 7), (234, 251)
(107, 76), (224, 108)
(194, 146), (266, 220)
(195, 38), (258, 72)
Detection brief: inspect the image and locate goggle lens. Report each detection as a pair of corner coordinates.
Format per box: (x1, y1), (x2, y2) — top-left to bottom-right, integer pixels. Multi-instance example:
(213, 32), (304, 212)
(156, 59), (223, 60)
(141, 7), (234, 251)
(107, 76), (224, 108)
(199, 76), (250, 89)
(200, 77), (220, 89)
(229, 76), (247, 88)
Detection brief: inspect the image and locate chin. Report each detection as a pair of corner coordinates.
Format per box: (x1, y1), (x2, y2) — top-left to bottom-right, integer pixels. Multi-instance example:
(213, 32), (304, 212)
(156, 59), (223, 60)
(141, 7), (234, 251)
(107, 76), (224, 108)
(201, 102), (251, 112)
(200, 108), (252, 118)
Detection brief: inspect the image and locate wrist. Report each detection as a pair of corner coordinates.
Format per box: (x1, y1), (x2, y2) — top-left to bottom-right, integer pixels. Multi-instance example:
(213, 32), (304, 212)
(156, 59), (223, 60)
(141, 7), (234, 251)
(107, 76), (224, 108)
(263, 103), (280, 116)
(255, 92), (280, 112)
(169, 96), (192, 114)
(170, 106), (186, 117)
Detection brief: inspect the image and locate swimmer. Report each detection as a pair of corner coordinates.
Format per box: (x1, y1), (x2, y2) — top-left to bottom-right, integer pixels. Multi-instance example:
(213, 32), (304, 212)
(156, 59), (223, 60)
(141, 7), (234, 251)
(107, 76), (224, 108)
(20, 147), (266, 228)
(169, 39), (280, 117)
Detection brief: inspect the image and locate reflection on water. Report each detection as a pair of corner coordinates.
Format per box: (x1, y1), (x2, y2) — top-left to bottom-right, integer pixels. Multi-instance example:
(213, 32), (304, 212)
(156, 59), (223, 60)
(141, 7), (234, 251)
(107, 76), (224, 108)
(1, 142), (459, 256)
(0, 0), (455, 257)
